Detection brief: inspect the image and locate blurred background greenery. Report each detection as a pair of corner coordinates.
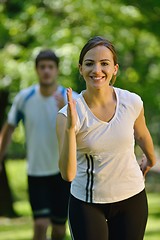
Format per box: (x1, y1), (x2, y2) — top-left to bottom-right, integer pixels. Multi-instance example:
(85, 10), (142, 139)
(0, 0), (160, 145)
(0, 0), (160, 142)
(0, 0), (160, 239)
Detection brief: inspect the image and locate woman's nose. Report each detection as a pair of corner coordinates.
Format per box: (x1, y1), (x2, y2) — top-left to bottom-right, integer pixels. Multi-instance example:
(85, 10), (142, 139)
(92, 64), (102, 73)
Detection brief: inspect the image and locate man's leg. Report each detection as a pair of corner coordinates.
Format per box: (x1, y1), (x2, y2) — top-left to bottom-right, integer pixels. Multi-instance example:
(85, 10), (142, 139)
(51, 223), (66, 240)
(28, 176), (53, 240)
(50, 173), (70, 240)
(33, 218), (50, 240)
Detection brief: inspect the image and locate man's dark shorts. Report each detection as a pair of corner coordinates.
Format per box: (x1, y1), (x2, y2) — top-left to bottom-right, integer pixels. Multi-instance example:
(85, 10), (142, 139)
(28, 173), (70, 225)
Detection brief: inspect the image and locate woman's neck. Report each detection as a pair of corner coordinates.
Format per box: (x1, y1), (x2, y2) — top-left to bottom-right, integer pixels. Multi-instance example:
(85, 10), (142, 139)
(83, 86), (115, 107)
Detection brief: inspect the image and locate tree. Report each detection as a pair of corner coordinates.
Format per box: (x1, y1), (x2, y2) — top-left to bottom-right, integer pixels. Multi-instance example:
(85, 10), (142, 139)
(0, 1), (159, 134)
(0, 90), (16, 217)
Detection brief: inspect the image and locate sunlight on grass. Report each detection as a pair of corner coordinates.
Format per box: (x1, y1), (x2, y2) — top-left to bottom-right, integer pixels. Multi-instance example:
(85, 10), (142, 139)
(0, 216), (33, 240)
(1, 159), (159, 240)
(13, 200), (32, 216)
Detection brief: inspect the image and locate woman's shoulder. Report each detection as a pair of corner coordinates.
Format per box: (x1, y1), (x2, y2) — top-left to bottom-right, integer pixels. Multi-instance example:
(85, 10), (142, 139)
(115, 87), (142, 105)
(115, 87), (143, 118)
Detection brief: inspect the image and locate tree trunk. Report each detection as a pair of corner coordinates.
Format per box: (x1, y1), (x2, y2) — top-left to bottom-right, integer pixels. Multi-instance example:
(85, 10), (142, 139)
(0, 90), (17, 217)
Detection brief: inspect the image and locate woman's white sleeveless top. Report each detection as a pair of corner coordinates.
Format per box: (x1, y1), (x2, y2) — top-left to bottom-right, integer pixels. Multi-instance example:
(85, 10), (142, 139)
(59, 87), (145, 203)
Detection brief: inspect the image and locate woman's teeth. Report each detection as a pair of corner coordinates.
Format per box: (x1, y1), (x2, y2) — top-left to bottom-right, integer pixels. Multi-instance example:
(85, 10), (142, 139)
(91, 76), (104, 81)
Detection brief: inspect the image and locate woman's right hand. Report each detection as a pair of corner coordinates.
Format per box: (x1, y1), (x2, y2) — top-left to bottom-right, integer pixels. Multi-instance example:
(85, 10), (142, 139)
(67, 88), (77, 129)
(139, 154), (152, 177)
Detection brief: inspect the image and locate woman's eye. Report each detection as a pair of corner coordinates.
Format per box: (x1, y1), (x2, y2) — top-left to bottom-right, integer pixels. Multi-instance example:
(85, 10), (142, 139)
(101, 62), (108, 66)
(85, 62), (93, 66)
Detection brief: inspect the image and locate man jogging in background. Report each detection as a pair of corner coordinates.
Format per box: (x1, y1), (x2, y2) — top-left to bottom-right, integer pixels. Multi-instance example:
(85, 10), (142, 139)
(0, 50), (78, 240)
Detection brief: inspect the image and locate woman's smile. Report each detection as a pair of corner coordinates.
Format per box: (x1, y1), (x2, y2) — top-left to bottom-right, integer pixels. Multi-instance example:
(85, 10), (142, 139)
(90, 76), (106, 81)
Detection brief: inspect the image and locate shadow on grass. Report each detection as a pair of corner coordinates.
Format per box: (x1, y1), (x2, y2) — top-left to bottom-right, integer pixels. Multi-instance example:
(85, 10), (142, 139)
(149, 212), (160, 219)
(146, 230), (160, 236)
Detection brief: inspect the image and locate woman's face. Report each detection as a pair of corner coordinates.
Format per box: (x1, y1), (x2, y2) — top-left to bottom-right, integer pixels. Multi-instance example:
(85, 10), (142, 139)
(79, 45), (119, 90)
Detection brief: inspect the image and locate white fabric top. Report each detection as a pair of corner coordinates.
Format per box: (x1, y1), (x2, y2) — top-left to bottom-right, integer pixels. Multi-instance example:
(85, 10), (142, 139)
(8, 84), (78, 176)
(59, 87), (145, 203)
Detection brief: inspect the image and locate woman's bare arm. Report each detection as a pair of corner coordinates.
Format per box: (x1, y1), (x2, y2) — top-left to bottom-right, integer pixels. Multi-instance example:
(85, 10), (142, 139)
(56, 88), (77, 181)
(134, 108), (156, 176)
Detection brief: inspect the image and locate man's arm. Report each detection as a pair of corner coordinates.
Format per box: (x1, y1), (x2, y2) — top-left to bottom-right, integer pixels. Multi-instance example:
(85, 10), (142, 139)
(0, 123), (15, 169)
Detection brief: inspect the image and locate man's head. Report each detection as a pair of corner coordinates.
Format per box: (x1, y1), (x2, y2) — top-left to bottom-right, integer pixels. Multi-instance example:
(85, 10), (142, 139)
(35, 50), (59, 87)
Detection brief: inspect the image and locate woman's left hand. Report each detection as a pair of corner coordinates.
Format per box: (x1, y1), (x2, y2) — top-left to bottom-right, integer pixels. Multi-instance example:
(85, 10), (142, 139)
(139, 154), (152, 177)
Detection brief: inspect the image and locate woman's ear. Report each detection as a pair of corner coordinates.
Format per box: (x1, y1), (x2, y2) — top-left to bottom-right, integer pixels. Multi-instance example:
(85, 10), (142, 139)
(79, 64), (83, 75)
(114, 64), (119, 75)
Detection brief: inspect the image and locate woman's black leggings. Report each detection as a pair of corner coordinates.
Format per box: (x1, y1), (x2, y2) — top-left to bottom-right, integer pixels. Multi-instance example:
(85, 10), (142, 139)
(68, 189), (148, 240)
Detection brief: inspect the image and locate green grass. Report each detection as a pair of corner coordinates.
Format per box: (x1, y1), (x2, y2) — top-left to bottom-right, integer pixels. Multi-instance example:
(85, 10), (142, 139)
(0, 217), (33, 240)
(144, 192), (160, 240)
(0, 159), (159, 240)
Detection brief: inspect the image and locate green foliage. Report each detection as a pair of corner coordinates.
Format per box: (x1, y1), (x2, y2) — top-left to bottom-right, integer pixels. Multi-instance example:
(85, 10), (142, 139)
(7, 122), (26, 158)
(0, 0), (160, 142)
(5, 159), (28, 202)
